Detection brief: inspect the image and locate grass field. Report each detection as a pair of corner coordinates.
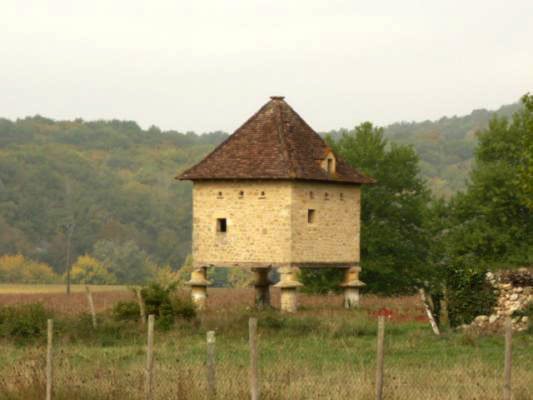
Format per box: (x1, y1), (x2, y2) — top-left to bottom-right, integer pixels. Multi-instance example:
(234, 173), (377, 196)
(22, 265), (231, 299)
(0, 284), (128, 294)
(0, 286), (531, 399)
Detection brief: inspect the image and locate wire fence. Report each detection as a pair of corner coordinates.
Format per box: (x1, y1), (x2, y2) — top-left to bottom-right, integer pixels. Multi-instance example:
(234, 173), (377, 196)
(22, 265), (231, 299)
(15, 315), (529, 400)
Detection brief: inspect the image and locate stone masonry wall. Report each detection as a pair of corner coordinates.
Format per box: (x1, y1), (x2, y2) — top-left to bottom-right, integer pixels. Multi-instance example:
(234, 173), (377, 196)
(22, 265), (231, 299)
(193, 180), (293, 265)
(470, 268), (532, 332)
(290, 181), (360, 264)
(192, 180), (361, 267)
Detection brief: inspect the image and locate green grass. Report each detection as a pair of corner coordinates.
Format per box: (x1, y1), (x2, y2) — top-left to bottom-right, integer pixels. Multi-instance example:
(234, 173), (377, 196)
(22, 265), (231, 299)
(0, 289), (531, 399)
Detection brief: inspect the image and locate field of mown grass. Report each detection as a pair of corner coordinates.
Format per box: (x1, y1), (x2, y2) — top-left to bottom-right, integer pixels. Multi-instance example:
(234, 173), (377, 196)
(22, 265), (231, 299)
(0, 284), (128, 294)
(0, 286), (532, 399)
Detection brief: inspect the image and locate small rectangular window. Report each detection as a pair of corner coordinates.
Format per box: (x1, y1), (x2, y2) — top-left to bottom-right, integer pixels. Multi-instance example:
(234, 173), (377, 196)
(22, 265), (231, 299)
(307, 209), (316, 224)
(216, 218), (227, 233)
(327, 158), (333, 174)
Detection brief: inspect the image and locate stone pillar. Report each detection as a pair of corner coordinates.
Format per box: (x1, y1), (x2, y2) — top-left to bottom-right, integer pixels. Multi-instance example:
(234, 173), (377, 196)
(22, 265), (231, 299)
(186, 267), (211, 310)
(340, 266), (365, 309)
(252, 268), (272, 309)
(274, 266), (303, 313)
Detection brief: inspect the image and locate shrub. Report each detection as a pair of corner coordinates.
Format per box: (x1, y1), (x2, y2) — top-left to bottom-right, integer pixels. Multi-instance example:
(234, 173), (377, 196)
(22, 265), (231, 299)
(140, 282), (196, 330)
(112, 301), (140, 322)
(0, 303), (50, 342)
(70, 254), (116, 284)
(170, 295), (196, 321)
(300, 268), (344, 294)
(57, 313), (143, 346)
(0, 254), (59, 283)
(446, 259), (497, 327)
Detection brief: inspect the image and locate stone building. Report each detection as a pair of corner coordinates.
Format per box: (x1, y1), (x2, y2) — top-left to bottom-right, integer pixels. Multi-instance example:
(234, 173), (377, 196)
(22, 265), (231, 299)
(177, 96), (374, 311)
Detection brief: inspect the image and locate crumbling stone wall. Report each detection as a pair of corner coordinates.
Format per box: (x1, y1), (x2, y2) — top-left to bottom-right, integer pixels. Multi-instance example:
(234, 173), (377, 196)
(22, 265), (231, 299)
(471, 268), (532, 332)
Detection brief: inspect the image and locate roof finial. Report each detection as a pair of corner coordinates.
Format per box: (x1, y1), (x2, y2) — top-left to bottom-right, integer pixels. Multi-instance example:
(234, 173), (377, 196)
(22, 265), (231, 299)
(270, 96), (285, 100)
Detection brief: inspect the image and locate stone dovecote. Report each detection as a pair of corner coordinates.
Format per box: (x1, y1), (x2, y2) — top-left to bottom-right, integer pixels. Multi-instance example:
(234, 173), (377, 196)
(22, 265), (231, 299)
(177, 96), (374, 311)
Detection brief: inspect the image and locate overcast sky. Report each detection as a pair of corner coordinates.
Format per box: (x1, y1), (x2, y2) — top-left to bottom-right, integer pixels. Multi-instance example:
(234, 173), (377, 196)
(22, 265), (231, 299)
(1, 0), (532, 133)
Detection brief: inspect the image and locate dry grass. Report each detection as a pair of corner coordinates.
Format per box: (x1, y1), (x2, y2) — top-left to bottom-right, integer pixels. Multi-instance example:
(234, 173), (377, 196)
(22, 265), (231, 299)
(0, 286), (531, 399)
(0, 284), (128, 294)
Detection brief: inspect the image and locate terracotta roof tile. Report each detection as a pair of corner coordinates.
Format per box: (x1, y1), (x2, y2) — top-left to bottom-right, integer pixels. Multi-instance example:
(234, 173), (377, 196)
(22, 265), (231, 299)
(177, 97), (374, 184)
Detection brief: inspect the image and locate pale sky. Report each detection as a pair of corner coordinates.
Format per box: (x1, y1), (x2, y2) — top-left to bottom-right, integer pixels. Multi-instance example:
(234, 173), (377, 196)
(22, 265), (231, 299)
(1, 0), (532, 133)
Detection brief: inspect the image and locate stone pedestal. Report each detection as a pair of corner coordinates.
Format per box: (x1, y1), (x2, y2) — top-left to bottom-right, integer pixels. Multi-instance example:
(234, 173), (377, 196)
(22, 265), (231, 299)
(252, 268), (272, 309)
(186, 267), (211, 310)
(274, 266), (303, 313)
(340, 266), (365, 309)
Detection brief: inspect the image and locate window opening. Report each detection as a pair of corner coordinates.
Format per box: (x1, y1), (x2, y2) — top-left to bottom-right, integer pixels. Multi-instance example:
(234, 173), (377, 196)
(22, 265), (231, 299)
(216, 218), (227, 233)
(239, 191), (244, 198)
(325, 192), (329, 200)
(327, 158), (333, 174)
(307, 209), (316, 224)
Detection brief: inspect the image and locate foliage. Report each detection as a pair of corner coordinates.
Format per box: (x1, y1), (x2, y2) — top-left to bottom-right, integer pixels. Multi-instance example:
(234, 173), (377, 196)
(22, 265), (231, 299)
(140, 282), (196, 330)
(325, 122), (431, 294)
(0, 303), (50, 342)
(300, 269), (344, 294)
(226, 268), (254, 288)
(150, 264), (180, 287)
(175, 255), (194, 286)
(329, 103), (521, 198)
(445, 258), (497, 327)
(112, 301), (141, 322)
(446, 95), (532, 267)
(92, 240), (151, 284)
(0, 116), (226, 278)
(0, 254), (59, 283)
(69, 254), (116, 284)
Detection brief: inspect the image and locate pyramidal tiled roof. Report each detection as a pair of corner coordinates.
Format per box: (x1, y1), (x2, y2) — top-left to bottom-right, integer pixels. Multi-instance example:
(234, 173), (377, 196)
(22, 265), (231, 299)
(177, 96), (374, 184)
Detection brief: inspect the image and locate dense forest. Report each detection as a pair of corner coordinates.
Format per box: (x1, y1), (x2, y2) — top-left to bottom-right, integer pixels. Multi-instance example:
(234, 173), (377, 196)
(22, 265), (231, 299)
(0, 99), (529, 293)
(0, 117), (226, 277)
(330, 102), (521, 197)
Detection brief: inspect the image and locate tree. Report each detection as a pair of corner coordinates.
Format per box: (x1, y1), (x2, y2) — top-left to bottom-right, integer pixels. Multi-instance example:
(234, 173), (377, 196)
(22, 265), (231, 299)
(448, 94), (532, 267)
(0, 254), (59, 283)
(92, 240), (151, 284)
(70, 254), (116, 284)
(328, 122), (431, 294)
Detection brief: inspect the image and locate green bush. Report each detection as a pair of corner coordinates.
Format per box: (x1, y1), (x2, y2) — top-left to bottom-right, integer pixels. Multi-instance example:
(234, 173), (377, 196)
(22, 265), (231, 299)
(446, 259), (497, 327)
(300, 269), (344, 294)
(0, 303), (50, 342)
(56, 313), (143, 346)
(170, 296), (196, 321)
(112, 301), (140, 322)
(140, 282), (196, 330)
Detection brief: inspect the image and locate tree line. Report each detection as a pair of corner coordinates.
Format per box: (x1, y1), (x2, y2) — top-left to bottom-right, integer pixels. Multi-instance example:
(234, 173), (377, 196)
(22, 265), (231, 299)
(0, 96), (531, 325)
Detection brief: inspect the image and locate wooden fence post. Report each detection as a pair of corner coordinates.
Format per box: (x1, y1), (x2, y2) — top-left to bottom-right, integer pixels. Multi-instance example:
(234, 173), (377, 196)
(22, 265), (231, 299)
(85, 285), (97, 329)
(249, 318), (259, 400)
(375, 316), (385, 400)
(137, 288), (146, 325)
(145, 314), (155, 400)
(503, 317), (512, 400)
(207, 330), (216, 399)
(46, 319), (53, 400)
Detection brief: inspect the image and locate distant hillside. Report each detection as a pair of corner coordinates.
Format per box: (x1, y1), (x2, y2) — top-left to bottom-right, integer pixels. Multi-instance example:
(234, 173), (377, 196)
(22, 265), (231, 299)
(329, 102), (521, 197)
(0, 116), (226, 271)
(0, 101), (521, 272)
